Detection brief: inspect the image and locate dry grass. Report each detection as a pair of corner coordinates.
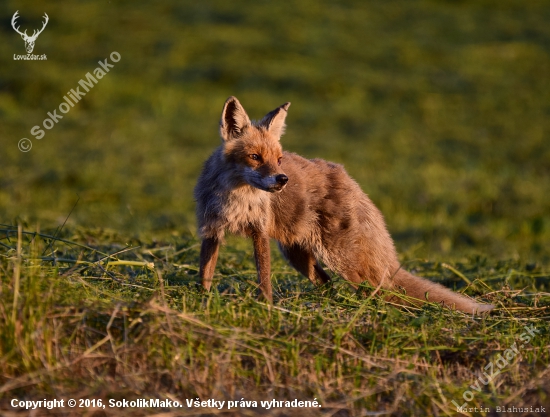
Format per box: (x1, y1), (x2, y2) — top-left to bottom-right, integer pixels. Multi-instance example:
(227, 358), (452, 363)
(1, 226), (548, 416)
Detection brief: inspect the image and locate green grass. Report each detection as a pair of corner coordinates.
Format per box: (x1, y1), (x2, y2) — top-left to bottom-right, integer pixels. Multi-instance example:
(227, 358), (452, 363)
(1, 226), (549, 415)
(1, 0), (550, 415)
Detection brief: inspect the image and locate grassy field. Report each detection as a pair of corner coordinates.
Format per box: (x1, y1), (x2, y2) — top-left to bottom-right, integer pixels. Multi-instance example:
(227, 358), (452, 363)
(1, 0), (549, 415)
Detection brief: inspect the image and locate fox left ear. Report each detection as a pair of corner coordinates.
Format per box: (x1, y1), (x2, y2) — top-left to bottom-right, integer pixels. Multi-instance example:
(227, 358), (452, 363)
(220, 96), (251, 142)
(259, 102), (291, 139)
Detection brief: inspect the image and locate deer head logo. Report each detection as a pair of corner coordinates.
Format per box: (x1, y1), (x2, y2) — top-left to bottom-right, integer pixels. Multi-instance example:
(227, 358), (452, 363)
(11, 11), (49, 54)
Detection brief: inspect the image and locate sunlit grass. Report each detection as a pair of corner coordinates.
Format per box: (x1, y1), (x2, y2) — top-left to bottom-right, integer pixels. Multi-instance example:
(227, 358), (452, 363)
(0, 226), (548, 415)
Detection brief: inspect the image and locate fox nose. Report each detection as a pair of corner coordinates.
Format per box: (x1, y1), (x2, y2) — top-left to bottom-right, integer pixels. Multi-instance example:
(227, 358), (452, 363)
(276, 174), (288, 186)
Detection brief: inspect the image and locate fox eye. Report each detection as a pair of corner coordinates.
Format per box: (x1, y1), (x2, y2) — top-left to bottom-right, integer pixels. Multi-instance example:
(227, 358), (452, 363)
(278, 157), (282, 166)
(249, 154), (260, 161)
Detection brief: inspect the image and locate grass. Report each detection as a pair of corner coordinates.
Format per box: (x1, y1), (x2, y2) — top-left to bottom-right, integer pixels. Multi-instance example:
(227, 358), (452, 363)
(1, 0), (550, 415)
(1, 225), (549, 415)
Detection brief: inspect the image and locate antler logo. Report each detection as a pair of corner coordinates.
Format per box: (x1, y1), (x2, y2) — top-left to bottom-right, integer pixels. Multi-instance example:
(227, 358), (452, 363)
(12, 10), (49, 54)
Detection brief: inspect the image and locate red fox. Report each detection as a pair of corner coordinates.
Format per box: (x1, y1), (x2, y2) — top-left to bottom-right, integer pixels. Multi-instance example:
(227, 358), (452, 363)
(194, 97), (494, 314)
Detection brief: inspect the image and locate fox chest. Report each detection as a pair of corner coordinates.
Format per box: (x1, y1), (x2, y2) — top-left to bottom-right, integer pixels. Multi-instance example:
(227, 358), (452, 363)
(218, 188), (271, 235)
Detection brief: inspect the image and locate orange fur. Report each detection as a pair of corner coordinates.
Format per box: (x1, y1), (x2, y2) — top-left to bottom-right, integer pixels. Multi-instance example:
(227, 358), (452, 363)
(194, 97), (494, 314)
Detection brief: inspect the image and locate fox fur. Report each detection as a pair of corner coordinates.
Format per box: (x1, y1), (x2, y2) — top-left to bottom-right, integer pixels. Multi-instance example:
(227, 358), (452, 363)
(194, 97), (494, 314)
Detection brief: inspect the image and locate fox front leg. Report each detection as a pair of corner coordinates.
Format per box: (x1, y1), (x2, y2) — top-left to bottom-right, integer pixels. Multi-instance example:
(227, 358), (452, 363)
(199, 237), (220, 291)
(251, 230), (273, 302)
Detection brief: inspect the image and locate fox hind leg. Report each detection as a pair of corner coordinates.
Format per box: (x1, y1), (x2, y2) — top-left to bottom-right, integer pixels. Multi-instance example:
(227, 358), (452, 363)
(278, 243), (331, 286)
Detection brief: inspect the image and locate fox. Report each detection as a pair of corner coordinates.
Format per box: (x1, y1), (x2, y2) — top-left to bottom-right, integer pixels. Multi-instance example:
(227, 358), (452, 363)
(194, 96), (495, 314)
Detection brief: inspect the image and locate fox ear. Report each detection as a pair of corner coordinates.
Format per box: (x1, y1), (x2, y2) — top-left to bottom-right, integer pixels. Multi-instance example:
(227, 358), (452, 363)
(220, 96), (251, 141)
(259, 102), (291, 139)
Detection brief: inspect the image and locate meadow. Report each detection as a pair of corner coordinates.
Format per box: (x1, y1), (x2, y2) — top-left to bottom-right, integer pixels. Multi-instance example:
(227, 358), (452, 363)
(1, 0), (549, 415)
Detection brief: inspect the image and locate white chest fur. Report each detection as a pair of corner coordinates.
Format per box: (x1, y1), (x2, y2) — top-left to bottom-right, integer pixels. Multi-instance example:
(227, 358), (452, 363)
(221, 186), (271, 235)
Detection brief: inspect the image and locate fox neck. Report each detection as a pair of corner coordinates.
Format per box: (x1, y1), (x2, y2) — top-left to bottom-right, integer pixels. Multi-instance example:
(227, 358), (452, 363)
(211, 149), (272, 235)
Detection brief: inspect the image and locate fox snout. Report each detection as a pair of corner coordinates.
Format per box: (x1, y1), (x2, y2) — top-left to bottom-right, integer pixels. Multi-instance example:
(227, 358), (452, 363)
(268, 173), (289, 192)
(276, 174), (288, 186)
(245, 169), (288, 193)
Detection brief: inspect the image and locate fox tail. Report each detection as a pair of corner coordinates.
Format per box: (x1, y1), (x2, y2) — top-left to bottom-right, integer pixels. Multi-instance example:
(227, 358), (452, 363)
(391, 269), (494, 314)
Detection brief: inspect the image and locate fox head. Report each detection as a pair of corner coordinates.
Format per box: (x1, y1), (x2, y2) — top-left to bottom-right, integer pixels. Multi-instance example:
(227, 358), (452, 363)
(220, 97), (290, 193)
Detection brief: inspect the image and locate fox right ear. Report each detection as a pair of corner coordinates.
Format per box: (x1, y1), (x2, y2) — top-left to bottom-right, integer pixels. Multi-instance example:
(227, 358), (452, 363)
(259, 102), (291, 139)
(220, 96), (251, 141)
